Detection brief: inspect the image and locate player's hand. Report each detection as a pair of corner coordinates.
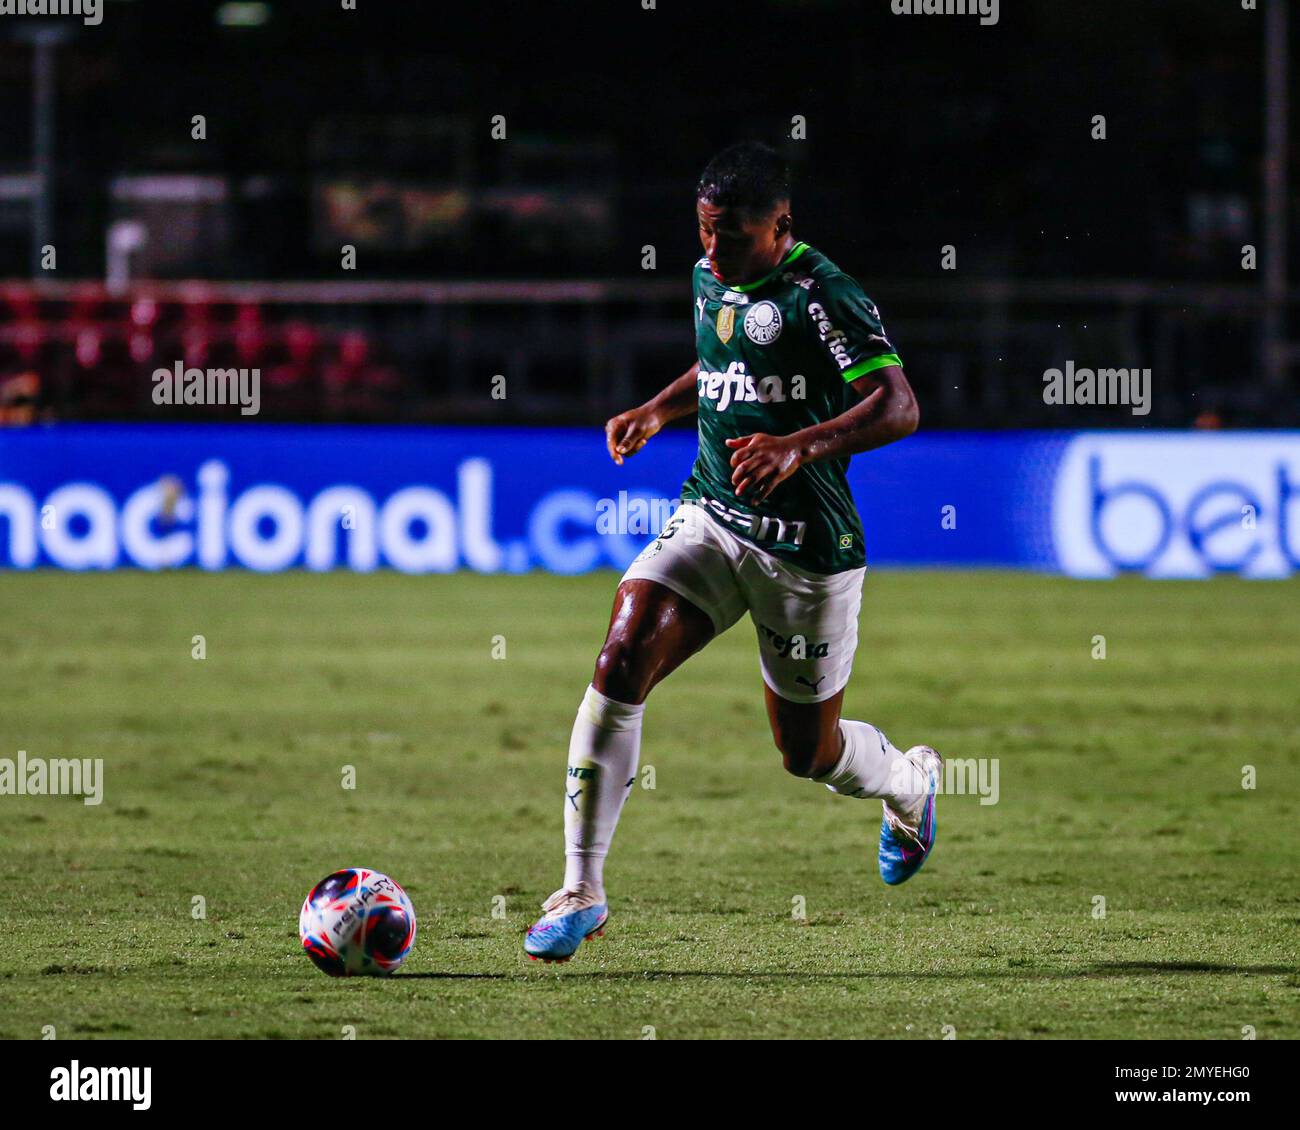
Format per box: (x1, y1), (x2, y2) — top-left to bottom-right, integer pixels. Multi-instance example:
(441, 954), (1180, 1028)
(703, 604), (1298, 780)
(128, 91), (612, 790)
(605, 407), (663, 465)
(726, 433), (802, 504)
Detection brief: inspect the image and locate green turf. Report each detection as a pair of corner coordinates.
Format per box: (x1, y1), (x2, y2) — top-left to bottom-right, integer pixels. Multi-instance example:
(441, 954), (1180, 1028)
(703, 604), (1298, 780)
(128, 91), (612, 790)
(1, 569), (1297, 1040)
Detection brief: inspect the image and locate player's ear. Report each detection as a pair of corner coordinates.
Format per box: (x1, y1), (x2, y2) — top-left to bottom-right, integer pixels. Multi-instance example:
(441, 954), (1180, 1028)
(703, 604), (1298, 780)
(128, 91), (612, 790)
(775, 211), (792, 237)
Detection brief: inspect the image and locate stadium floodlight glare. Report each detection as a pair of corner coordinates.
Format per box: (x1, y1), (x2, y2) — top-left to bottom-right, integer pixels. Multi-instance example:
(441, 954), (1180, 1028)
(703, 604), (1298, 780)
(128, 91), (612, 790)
(216, 2), (271, 27)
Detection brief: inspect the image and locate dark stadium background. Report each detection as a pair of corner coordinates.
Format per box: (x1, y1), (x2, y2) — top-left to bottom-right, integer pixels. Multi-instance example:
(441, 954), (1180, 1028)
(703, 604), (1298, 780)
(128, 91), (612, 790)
(0, 0), (1288, 428)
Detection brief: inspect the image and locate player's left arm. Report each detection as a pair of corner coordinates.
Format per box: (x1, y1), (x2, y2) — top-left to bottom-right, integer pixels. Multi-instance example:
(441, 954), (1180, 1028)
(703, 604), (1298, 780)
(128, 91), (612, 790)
(727, 366), (918, 501)
(808, 361), (919, 455)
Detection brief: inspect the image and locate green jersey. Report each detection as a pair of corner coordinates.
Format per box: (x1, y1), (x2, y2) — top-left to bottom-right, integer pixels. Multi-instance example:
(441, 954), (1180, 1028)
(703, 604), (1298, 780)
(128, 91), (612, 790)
(681, 241), (902, 574)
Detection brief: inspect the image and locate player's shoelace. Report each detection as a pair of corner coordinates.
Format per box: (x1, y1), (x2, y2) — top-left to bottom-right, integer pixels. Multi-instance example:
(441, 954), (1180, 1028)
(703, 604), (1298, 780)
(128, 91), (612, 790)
(536, 887), (599, 921)
(884, 757), (938, 858)
(884, 807), (924, 848)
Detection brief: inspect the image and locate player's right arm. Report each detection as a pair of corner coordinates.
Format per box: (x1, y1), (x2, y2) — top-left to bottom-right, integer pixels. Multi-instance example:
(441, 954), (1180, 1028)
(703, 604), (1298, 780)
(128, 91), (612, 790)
(604, 361), (699, 465)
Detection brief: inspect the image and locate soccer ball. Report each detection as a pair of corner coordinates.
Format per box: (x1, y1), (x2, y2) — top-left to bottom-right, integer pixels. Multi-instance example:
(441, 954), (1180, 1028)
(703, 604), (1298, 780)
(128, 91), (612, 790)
(298, 868), (416, 976)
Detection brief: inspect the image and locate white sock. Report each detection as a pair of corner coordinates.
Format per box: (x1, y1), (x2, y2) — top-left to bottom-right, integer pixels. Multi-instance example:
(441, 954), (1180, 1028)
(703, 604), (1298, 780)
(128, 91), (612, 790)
(818, 719), (922, 812)
(561, 684), (644, 899)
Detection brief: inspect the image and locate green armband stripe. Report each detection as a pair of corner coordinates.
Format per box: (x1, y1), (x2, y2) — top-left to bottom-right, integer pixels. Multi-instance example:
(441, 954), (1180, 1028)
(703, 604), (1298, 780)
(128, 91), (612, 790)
(842, 354), (902, 382)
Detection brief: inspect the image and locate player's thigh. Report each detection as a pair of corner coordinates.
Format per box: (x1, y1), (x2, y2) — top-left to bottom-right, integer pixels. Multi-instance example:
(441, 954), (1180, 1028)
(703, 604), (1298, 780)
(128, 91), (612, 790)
(596, 506), (746, 703)
(764, 684), (845, 777)
(592, 579), (715, 704)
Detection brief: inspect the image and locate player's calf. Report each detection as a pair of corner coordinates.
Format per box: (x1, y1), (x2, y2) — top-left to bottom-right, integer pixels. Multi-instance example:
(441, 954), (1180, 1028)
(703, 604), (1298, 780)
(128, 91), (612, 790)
(772, 728), (841, 778)
(765, 686), (845, 778)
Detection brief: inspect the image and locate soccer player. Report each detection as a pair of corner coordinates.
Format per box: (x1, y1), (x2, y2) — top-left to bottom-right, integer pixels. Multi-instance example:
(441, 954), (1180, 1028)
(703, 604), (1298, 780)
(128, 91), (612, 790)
(525, 141), (943, 963)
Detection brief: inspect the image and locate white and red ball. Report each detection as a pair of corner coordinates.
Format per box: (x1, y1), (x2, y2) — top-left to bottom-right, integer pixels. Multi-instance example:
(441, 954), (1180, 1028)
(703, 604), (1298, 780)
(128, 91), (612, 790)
(298, 868), (416, 976)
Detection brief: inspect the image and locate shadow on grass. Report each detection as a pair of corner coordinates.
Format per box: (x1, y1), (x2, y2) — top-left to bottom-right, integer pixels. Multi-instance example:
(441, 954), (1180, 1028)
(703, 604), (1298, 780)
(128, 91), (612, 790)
(1083, 961), (1298, 976)
(398, 961), (1299, 981)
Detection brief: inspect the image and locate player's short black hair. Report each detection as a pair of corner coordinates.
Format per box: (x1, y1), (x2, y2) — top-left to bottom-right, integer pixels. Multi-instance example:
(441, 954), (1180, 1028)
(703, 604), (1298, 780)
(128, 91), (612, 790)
(696, 142), (791, 214)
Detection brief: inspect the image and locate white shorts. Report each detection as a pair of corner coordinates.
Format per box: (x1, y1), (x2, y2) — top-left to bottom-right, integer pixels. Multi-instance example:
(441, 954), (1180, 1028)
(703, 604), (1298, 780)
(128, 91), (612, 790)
(621, 503), (866, 704)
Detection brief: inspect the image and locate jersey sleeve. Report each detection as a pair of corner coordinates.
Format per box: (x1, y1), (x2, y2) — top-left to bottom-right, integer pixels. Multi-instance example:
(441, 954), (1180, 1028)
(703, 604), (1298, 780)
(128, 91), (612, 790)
(805, 273), (902, 382)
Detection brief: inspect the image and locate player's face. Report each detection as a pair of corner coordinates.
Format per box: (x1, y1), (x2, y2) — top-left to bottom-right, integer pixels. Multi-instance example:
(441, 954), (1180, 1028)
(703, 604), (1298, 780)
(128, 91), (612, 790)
(697, 199), (790, 285)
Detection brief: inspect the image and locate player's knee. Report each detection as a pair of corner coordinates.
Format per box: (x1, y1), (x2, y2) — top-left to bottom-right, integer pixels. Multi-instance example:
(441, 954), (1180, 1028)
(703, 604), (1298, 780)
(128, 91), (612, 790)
(593, 639), (651, 704)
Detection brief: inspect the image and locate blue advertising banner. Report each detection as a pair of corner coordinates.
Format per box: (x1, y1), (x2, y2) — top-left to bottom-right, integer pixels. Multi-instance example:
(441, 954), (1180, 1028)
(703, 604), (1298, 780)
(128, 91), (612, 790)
(0, 425), (1297, 577)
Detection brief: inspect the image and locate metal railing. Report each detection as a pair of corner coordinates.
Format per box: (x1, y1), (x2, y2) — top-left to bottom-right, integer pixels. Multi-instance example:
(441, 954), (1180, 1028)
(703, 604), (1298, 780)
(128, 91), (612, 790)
(0, 277), (1294, 427)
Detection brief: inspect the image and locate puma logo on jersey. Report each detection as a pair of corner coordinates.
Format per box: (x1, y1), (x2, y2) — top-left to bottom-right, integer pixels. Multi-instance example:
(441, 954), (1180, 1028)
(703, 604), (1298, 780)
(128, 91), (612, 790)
(697, 361), (789, 411)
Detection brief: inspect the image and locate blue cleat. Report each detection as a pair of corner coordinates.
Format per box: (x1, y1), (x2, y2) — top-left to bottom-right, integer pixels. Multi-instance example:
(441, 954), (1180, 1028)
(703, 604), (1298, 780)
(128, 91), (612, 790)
(878, 745), (943, 886)
(524, 885), (608, 963)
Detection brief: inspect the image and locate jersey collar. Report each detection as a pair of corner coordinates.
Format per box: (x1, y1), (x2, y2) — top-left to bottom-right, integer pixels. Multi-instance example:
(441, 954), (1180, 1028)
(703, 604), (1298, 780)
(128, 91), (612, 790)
(726, 241), (810, 293)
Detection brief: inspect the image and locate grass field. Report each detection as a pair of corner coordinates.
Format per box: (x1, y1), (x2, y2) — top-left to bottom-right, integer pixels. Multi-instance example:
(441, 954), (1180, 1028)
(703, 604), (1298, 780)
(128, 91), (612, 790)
(1, 569), (1298, 1040)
